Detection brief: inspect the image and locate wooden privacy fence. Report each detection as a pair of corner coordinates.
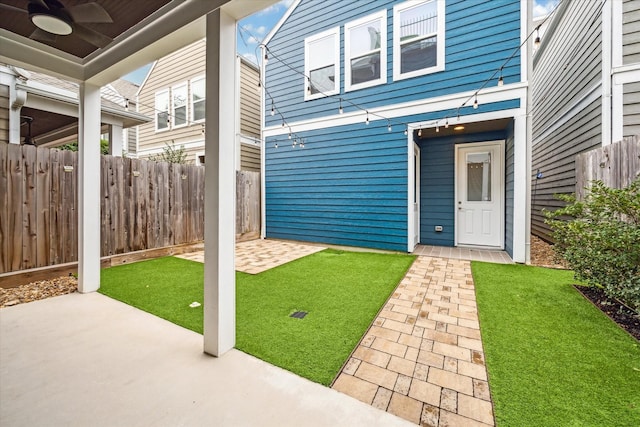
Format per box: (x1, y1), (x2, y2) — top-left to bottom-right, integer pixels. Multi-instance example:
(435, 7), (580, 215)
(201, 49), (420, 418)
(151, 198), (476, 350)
(575, 135), (640, 199)
(0, 143), (261, 274)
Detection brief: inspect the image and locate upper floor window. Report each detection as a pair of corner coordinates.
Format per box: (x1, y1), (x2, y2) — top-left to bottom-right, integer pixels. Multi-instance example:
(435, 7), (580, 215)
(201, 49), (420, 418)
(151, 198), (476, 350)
(191, 77), (205, 122)
(393, 0), (445, 81)
(172, 83), (188, 127)
(304, 27), (340, 100)
(345, 11), (387, 91)
(155, 89), (169, 131)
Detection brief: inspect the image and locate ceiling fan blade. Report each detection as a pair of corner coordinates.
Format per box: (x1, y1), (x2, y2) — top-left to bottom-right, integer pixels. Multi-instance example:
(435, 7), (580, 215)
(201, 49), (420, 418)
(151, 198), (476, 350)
(68, 2), (112, 23)
(31, 0), (51, 9)
(0, 3), (28, 13)
(72, 23), (112, 48)
(30, 28), (58, 43)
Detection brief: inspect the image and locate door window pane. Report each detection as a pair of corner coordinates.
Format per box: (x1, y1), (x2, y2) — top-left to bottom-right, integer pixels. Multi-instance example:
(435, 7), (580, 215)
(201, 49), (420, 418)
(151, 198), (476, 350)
(467, 152), (491, 201)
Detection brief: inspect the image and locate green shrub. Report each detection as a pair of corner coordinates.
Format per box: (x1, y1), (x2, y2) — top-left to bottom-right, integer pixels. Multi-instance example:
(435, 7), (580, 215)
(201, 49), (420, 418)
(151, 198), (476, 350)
(545, 178), (640, 312)
(149, 141), (188, 164)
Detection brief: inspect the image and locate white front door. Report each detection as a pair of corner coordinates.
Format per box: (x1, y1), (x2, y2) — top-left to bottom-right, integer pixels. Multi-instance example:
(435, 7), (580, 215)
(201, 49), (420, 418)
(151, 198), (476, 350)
(456, 142), (504, 248)
(413, 143), (420, 248)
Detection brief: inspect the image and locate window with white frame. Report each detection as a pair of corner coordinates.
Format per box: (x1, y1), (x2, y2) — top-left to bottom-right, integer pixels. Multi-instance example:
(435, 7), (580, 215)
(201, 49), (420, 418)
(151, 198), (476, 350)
(304, 27), (340, 99)
(191, 77), (205, 122)
(172, 83), (188, 127)
(393, 0), (445, 80)
(345, 10), (387, 91)
(155, 89), (169, 131)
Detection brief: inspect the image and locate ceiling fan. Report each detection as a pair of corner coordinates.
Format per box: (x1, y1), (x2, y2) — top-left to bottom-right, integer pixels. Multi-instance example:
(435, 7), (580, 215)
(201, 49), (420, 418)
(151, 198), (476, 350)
(0, 0), (113, 48)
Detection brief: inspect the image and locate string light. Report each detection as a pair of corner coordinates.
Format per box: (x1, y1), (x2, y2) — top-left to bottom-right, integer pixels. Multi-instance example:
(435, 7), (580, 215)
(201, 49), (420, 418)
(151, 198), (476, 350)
(288, 128), (292, 139)
(124, 98), (129, 109)
(445, 118), (449, 128)
(264, 51), (268, 64)
(249, 1), (561, 147)
(271, 100), (275, 116)
(534, 26), (541, 48)
(201, 124), (205, 134)
(275, 142), (278, 148)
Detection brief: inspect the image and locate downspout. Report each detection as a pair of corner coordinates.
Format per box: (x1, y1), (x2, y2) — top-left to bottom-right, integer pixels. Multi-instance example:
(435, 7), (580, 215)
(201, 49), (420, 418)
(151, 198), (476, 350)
(525, 0), (533, 264)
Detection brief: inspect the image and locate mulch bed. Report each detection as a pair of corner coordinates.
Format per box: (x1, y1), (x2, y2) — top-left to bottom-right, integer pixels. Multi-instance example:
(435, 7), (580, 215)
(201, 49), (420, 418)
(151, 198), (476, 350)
(575, 285), (640, 341)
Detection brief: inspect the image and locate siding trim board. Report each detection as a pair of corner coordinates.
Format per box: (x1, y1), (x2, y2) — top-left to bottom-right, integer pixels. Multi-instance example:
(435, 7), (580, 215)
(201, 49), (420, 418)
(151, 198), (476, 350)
(265, 83), (526, 136)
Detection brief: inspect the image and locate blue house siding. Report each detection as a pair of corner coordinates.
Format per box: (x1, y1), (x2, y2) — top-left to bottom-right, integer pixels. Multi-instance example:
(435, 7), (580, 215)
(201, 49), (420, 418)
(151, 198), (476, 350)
(265, 120), (409, 251)
(265, 0), (522, 127)
(504, 120), (515, 257)
(418, 129), (511, 247)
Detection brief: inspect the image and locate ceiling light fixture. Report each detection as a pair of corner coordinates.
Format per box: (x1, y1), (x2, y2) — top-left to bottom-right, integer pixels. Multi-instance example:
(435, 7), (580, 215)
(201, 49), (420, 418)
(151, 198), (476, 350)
(29, 3), (72, 35)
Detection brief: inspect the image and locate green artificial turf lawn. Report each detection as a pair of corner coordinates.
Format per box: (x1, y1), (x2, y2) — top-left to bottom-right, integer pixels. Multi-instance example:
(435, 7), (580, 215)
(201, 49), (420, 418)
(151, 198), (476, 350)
(472, 262), (640, 427)
(99, 249), (415, 385)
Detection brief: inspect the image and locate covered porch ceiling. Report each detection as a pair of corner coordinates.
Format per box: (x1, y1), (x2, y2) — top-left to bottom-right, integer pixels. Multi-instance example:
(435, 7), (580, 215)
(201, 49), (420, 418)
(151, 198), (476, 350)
(0, 0), (273, 85)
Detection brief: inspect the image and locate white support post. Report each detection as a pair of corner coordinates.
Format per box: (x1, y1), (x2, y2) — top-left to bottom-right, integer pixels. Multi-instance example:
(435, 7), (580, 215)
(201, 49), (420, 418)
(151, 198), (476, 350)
(77, 83), (102, 293)
(512, 114), (528, 264)
(203, 8), (236, 357)
(108, 124), (124, 156)
(601, 0), (612, 147)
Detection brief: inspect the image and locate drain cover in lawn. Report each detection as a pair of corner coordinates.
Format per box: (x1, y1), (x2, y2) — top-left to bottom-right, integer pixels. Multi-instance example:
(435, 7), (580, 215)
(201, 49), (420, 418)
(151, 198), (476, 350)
(290, 311), (308, 319)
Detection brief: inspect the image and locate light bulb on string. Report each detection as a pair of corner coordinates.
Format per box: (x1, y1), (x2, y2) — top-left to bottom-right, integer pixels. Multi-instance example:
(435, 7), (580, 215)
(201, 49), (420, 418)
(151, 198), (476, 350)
(445, 118), (449, 129)
(288, 127), (292, 139)
(339, 98), (343, 114)
(498, 67), (504, 86)
(473, 95), (478, 109)
(387, 121), (392, 132)
(264, 52), (268, 64)
(365, 111), (369, 125)
(404, 127), (408, 136)
(275, 142), (278, 149)
(436, 123), (440, 133)
(124, 98), (129, 109)
(271, 101), (275, 116)
(534, 26), (541, 48)
(418, 128), (422, 137)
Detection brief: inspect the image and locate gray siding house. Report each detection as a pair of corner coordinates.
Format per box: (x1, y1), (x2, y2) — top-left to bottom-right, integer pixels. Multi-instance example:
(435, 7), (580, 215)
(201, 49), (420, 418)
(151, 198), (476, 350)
(531, 0), (640, 240)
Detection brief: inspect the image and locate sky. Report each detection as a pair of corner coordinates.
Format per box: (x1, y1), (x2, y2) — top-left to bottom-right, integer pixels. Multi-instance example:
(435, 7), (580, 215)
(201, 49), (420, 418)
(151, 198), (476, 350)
(123, 0), (555, 85)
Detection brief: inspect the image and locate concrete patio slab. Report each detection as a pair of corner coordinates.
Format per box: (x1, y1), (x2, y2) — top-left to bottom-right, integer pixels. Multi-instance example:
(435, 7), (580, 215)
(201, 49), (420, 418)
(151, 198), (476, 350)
(0, 292), (412, 427)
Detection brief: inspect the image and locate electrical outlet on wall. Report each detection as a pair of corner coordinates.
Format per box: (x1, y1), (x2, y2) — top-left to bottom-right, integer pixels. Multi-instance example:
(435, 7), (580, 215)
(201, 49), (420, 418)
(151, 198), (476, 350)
(435, 226), (443, 232)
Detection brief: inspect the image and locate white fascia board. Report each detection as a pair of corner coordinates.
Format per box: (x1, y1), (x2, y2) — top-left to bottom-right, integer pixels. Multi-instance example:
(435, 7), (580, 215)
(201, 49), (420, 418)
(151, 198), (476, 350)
(20, 84), (151, 126)
(0, 30), (84, 82)
(136, 60), (158, 98)
(262, 0), (302, 46)
(612, 64), (640, 83)
(264, 82), (527, 136)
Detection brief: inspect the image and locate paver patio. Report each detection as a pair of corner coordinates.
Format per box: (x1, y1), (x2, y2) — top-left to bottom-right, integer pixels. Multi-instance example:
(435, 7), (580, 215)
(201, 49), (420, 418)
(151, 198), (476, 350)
(332, 255), (498, 426)
(176, 239), (326, 274)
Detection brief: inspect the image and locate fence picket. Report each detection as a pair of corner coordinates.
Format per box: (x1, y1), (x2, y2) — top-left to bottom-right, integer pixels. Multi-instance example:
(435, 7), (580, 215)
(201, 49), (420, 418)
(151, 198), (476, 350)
(0, 144), (261, 273)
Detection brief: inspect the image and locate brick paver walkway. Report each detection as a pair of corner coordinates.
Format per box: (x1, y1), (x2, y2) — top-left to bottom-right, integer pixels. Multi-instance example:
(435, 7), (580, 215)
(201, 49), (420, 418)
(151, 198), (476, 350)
(175, 239), (326, 274)
(332, 256), (494, 426)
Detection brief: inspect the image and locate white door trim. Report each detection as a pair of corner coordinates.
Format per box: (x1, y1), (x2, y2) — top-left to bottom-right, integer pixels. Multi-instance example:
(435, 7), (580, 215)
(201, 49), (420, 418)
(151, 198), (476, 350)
(413, 143), (421, 250)
(454, 140), (505, 249)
